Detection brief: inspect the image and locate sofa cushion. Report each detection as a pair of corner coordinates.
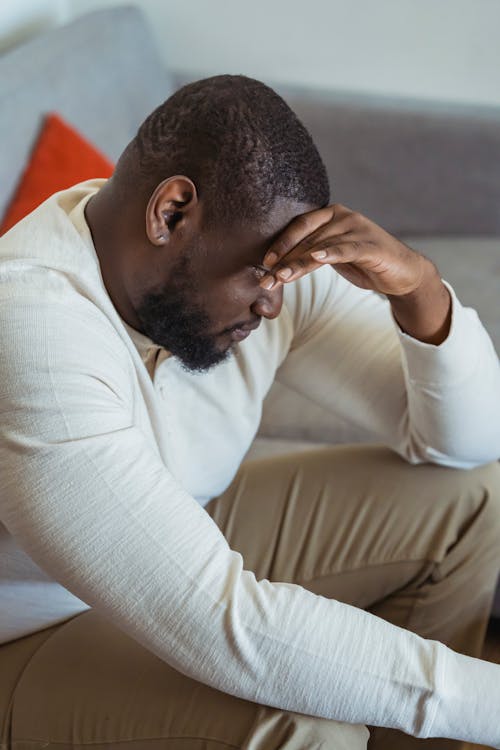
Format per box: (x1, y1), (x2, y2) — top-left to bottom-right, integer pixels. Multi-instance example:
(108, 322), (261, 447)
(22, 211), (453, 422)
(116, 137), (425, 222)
(245, 437), (327, 463)
(1, 113), (114, 234)
(0, 7), (173, 221)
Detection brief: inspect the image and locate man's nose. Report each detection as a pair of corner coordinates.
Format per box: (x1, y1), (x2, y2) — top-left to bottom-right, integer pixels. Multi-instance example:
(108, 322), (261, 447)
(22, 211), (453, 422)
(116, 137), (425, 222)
(251, 286), (283, 320)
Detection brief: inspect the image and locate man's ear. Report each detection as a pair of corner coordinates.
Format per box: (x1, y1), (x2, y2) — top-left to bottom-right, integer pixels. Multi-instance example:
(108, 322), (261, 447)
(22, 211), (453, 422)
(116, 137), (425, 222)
(145, 175), (198, 246)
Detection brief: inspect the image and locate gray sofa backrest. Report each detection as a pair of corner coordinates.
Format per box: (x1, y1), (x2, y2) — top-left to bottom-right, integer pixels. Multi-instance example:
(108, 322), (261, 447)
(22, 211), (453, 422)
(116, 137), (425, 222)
(0, 6), (173, 220)
(2, 4), (500, 236)
(278, 85), (500, 236)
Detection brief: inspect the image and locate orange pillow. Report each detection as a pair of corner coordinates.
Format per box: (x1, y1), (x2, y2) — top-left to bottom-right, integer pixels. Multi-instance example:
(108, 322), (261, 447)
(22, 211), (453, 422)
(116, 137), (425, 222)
(0, 113), (114, 235)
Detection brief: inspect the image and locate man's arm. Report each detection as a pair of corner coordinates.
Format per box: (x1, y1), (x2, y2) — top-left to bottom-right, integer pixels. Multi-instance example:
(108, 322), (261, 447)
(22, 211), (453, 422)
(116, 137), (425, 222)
(259, 204), (500, 467)
(387, 256), (452, 345)
(1, 295), (500, 746)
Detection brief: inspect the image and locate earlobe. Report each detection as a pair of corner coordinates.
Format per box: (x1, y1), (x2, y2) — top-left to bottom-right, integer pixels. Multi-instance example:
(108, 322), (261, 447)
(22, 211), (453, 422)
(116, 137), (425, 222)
(153, 212), (181, 245)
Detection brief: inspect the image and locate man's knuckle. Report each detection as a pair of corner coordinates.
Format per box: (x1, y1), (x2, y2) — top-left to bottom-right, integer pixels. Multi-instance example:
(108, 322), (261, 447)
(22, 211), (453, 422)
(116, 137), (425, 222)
(332, 202), (348, 216)
(302, 235), (318, 252)
(318, 238), (332, 251)
(273, 237), (288, 255)
(294, 214), (311, 233)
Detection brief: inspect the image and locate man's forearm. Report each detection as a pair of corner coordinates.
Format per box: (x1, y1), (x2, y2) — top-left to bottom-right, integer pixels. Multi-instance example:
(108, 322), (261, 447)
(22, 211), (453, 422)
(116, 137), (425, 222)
(388, 258), (452, 345)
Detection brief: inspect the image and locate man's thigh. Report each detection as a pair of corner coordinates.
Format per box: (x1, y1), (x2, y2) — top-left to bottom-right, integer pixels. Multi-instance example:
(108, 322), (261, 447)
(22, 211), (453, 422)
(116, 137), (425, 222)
(1, 609), (369, 750)
(206, 444), (500, 635)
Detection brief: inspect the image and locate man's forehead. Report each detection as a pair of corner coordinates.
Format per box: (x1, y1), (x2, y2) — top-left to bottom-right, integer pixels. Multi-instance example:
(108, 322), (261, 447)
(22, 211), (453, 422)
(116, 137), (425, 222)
(247, 199), (317, 250)
(261, 198), (317, 234)
(204, 199), (318, 268)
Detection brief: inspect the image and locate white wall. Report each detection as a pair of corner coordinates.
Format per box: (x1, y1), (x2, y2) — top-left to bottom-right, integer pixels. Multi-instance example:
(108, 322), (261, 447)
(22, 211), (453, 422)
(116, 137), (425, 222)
(3, 0), (500, 107)
(0, 0), (65, 53)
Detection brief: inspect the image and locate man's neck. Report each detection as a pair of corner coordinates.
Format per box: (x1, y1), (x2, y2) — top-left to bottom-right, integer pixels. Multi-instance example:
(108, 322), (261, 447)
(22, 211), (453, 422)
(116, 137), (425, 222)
(84, 186), (144, 332)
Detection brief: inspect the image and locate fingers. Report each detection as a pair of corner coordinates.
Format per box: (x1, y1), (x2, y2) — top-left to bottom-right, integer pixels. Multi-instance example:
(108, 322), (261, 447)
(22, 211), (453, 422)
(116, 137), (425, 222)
(257, 204), (424, 298)
(262, 203), (352, 269)
(259, 237), (366, 290)
(259, 258), (322, 290)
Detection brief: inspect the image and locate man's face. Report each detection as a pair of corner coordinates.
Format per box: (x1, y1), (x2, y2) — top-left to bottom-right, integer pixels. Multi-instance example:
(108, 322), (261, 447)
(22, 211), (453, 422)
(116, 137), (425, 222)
(135, 199), (314, 372)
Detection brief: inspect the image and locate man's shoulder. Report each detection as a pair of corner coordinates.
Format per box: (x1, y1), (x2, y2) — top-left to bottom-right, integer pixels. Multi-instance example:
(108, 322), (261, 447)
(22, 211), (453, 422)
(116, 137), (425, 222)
(0, 181), (108, 308)
(0, 180), (104, 271)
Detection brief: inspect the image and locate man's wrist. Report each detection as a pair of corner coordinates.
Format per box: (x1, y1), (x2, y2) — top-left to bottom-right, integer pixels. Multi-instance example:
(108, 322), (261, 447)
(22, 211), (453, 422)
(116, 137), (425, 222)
(387, 259), (452, 345)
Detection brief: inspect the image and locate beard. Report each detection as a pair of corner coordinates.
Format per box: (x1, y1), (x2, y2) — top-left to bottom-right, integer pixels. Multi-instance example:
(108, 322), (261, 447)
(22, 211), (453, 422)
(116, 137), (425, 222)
(135, 255), (234, 373)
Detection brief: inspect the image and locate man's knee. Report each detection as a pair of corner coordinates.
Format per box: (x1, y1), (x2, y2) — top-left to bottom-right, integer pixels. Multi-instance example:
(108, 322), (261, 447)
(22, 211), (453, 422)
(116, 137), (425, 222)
(421, 458), (500, 534)
(431, 460), (500, 590)
(472, 459), (500, 503)
(459, 460), (500, 538)
(390, 457), (500, 586)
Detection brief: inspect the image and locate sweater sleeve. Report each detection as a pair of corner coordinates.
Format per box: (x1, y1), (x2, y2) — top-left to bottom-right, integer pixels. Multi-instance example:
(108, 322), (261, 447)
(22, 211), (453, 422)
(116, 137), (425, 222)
(277, 266), (500, 467)
(1, 296), (499, 747)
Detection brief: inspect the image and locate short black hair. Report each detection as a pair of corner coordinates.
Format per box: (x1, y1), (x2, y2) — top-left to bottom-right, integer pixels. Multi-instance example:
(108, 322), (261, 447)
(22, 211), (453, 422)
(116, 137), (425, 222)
(124, 74), (330, 228)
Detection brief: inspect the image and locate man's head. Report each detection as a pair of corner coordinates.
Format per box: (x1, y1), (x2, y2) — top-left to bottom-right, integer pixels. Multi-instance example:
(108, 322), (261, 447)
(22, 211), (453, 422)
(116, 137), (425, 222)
(87, 74), (330, 372)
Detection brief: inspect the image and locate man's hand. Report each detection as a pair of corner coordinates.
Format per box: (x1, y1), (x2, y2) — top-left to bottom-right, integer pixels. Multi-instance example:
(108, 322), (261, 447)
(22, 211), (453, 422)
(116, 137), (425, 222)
(259, 204), (452, 345)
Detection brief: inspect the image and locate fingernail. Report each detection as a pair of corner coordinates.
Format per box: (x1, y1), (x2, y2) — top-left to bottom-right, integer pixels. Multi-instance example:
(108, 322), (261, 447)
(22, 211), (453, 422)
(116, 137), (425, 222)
(311, 250), (327, 260)
(261, 276), (275, 290)
(264, 252), (278, 267)
(278, 267), (292, 279)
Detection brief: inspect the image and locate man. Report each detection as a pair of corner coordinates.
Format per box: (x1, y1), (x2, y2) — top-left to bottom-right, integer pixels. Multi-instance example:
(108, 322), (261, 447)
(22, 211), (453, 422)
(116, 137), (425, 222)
(0, 74), (499, 749)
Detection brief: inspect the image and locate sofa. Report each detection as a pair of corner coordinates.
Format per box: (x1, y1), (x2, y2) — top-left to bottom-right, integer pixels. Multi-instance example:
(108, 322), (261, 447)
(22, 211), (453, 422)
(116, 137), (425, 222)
(1, 5), (499, 614)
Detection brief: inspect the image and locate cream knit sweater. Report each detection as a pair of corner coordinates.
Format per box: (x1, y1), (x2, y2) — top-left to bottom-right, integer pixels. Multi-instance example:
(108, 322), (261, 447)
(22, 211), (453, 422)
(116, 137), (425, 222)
(1, 181), (500, 745)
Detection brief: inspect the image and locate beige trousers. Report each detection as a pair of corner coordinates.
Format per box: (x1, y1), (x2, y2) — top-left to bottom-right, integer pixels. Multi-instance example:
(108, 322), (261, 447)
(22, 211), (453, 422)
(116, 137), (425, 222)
(1, 445), (500, 750)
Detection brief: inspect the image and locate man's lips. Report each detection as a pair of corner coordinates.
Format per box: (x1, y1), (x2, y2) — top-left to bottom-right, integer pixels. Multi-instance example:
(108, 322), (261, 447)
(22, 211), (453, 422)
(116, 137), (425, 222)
(222, 318), (261, 341)
(230, 327), (253, 341)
